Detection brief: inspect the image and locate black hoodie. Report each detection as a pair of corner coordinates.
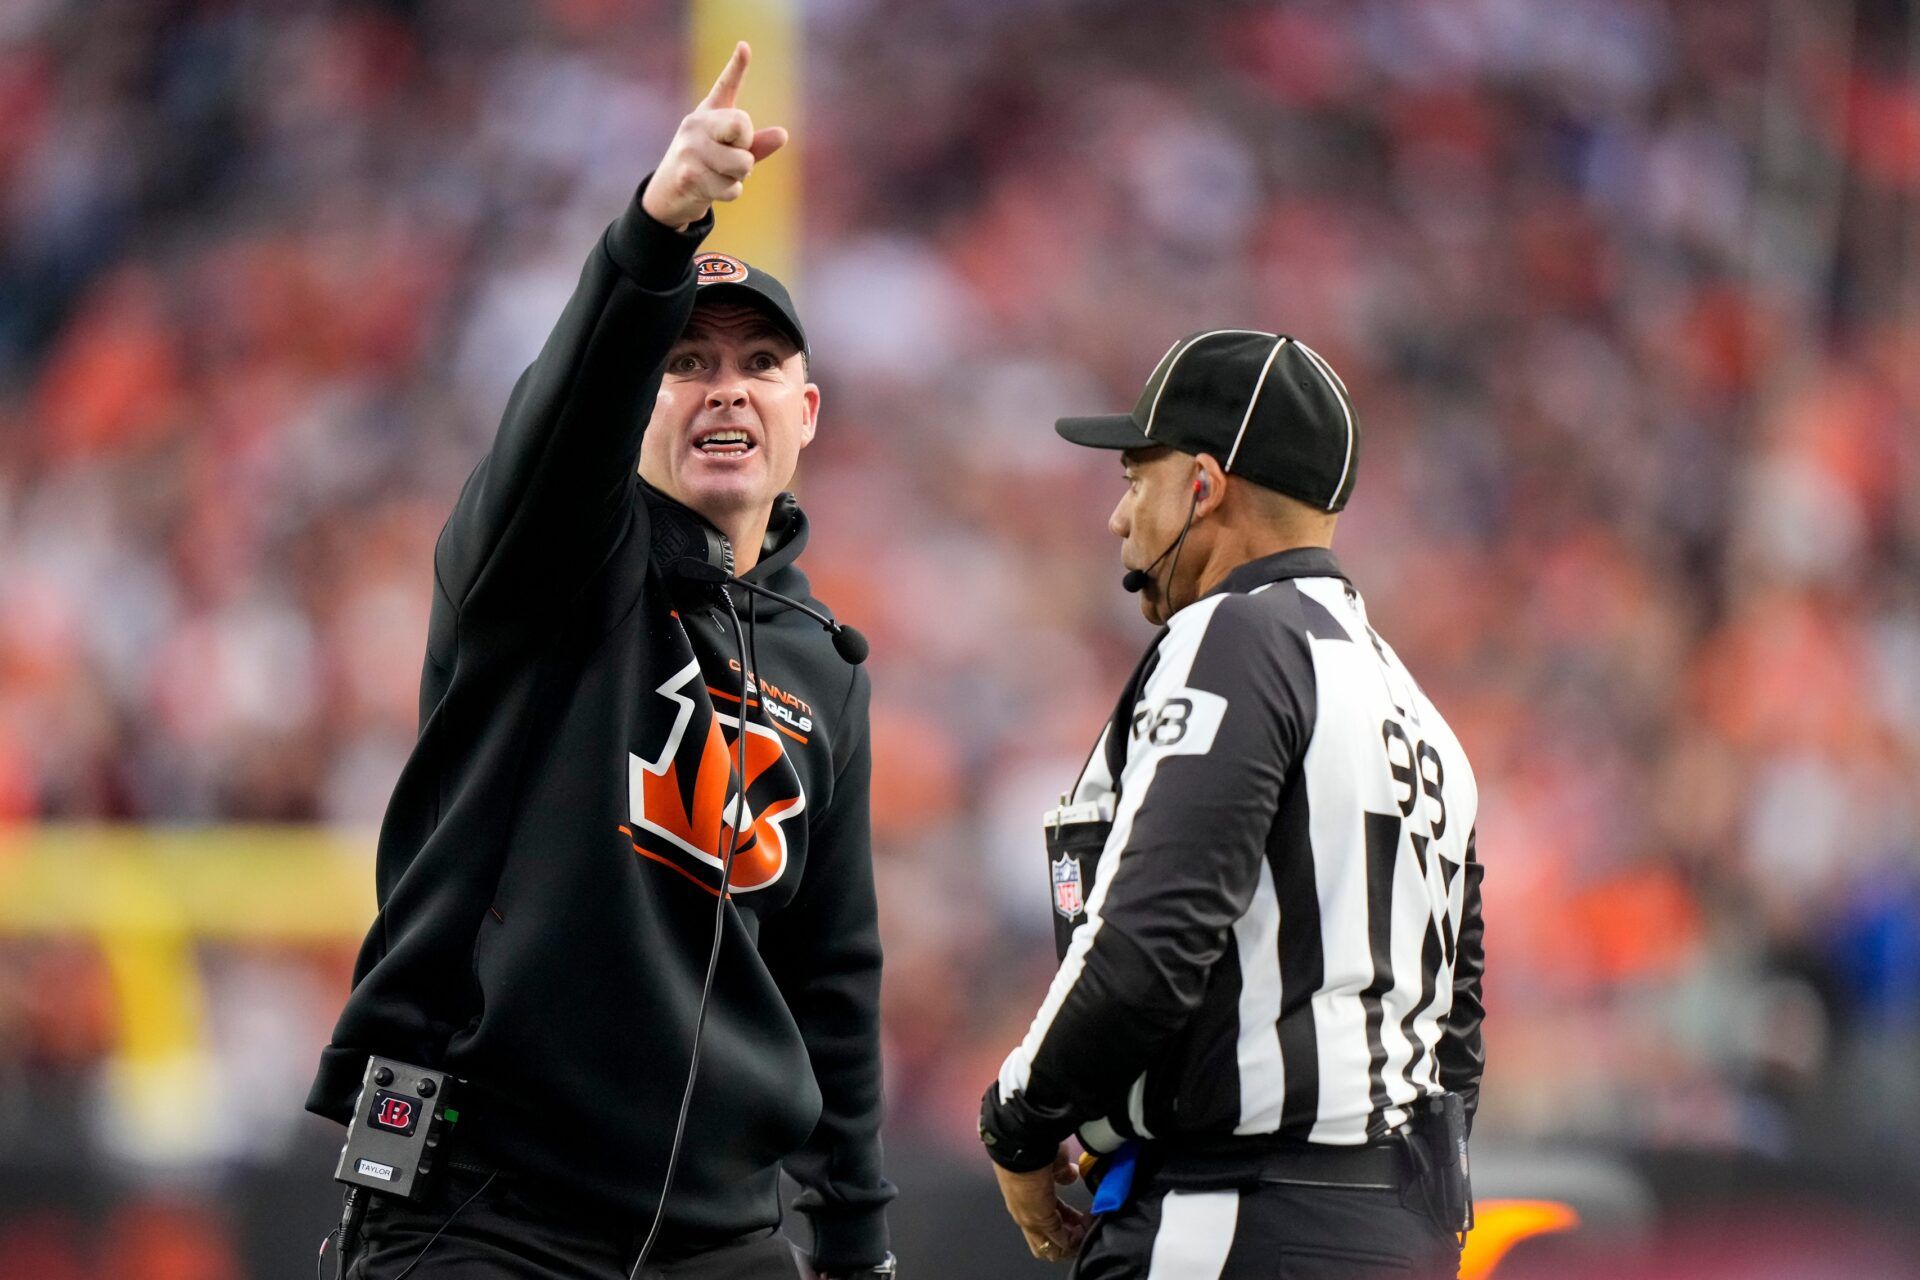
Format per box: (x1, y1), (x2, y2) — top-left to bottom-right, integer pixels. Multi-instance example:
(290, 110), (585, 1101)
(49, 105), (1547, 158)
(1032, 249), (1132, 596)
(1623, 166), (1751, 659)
(306, 187), (893, 1271)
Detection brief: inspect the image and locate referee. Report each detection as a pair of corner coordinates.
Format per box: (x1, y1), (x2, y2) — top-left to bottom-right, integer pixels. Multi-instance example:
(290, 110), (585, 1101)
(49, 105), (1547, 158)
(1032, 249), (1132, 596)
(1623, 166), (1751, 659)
(979, 331), (1485, 1279)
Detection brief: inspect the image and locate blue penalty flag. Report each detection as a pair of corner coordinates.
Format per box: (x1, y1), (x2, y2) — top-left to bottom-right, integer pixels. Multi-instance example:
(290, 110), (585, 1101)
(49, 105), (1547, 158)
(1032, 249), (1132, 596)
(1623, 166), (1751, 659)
(1090, 1141), (1141, 1215)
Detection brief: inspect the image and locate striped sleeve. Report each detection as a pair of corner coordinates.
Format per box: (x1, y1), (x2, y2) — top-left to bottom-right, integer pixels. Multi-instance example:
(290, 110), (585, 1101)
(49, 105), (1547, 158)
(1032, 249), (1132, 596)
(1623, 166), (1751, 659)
(1435, 828), (1486, 1128)
(981, 590), (1315, 1170)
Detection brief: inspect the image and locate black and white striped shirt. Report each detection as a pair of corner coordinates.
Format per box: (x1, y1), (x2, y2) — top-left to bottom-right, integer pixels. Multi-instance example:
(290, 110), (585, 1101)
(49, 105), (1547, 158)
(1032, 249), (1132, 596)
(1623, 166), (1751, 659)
(981, 547), (1485, 1170)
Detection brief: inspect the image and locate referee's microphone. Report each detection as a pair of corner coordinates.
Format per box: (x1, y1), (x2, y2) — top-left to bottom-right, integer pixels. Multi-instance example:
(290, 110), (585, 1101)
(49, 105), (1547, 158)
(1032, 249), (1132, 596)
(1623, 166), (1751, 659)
(669, 558), (870, 665)
(1121, 551), (1174, 594)
(1122, 474), (1207, 594)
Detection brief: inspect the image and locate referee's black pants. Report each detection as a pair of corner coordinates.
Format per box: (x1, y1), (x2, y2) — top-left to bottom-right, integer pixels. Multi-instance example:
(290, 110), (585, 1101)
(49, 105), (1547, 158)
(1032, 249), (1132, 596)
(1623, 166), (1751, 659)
(1070, 1181), (1461, 1280)
(336, 1165), (802, 1280)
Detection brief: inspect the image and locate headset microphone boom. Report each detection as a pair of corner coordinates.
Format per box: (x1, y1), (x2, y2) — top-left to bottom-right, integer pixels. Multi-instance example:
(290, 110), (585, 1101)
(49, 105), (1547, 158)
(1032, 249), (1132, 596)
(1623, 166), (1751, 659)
(1121, 471), (1208, 595)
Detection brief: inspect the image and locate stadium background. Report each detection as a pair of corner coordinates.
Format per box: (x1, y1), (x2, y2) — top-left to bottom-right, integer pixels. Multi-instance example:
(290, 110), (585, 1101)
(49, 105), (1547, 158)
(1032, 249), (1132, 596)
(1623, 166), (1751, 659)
(2, 0), (1918, 1275)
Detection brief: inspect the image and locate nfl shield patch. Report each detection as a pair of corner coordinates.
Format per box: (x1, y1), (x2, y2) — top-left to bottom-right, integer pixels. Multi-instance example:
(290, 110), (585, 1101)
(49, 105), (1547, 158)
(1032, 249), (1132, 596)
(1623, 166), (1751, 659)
(1052, 853), (1084, 919)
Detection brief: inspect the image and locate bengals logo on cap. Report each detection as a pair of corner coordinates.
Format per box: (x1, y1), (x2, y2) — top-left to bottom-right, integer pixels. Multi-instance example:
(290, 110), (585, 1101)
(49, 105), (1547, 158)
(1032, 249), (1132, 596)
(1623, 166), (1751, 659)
(694, 253), (750, 285)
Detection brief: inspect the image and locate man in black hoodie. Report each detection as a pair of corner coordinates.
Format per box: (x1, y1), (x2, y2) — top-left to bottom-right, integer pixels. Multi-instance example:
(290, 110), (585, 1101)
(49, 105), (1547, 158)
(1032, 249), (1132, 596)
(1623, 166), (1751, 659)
(307, 43), (896, 1280)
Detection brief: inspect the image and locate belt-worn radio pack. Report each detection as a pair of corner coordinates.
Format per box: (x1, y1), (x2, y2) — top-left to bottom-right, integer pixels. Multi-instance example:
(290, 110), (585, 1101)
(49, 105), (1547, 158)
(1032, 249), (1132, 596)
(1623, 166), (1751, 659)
(1405, 1091), (1474, 1236)
(333, 1055), (459, 1201)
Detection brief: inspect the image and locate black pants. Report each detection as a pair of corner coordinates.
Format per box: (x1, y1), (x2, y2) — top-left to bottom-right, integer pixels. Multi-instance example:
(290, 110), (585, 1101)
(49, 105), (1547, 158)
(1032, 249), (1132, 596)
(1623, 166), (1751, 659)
(1070, 1181), (1460, 1280)
(337, 1166), (802, 1280)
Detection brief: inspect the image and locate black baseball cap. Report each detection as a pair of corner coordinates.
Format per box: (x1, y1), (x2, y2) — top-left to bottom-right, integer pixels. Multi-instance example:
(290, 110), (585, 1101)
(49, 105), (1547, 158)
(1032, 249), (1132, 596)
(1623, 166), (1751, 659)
(690, 252), (809, 360)
(1056, 330), (1359, 511)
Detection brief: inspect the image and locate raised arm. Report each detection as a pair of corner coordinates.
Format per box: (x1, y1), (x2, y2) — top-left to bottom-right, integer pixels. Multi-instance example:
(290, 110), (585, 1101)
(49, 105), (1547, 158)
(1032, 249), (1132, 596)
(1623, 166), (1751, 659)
(437, 42), (789, 616)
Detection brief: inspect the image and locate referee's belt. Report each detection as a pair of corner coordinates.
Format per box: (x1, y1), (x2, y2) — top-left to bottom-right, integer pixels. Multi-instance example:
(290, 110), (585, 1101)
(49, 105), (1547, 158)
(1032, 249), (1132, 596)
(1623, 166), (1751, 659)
(1140, 1132), (1408, 1193)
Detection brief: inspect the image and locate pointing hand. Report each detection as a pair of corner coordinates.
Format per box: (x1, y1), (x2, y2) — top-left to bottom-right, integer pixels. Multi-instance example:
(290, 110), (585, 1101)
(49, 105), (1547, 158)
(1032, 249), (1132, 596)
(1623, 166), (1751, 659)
(642, 41), (790, 231)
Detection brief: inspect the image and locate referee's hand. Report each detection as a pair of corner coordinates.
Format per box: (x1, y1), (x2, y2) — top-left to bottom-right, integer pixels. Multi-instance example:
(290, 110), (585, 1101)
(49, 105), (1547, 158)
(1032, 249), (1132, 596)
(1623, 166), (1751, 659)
(642, 41), (790, 231)
(991, 1144), (1088, 1264)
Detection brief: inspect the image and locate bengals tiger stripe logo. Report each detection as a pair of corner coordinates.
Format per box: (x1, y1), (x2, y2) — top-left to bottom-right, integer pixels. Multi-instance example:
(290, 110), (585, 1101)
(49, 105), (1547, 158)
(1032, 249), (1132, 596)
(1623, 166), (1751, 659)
(625, 659), (804, 894)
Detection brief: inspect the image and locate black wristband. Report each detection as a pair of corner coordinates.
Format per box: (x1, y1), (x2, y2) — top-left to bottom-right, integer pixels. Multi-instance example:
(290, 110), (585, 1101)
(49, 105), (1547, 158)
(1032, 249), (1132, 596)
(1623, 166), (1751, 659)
(979, 1086), (1069, 1173)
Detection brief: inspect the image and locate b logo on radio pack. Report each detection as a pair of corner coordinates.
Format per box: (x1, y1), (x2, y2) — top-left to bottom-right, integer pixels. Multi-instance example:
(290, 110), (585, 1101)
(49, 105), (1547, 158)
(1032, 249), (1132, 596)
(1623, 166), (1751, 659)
(368, 1091), (419, 1136)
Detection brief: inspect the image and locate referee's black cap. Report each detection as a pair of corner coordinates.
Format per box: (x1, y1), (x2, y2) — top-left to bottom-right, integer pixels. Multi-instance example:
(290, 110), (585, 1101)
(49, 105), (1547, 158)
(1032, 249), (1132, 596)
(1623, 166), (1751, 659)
(1056, 330), (1359, 512)
(690, 252), (809, 360)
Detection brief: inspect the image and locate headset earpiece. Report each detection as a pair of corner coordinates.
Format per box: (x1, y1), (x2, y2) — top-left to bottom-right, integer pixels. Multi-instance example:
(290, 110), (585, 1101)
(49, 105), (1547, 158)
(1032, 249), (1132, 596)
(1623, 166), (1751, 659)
(647, 490), (734, 593)
(769, 491), (799, 535)
(1195, 472), (1211, 500)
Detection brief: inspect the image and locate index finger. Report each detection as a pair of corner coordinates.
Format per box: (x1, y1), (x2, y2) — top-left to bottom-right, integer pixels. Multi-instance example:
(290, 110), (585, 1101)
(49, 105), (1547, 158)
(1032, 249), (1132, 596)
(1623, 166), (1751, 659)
(701, 41), (750, 109)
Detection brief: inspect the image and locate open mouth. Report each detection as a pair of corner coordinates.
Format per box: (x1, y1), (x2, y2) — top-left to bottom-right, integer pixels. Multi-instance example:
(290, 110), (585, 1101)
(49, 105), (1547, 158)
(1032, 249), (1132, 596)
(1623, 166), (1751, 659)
(693, 428), (757, 459)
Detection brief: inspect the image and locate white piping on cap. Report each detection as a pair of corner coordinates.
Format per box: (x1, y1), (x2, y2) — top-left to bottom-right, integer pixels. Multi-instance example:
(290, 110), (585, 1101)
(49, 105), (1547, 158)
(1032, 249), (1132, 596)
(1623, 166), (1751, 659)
(1293, 339), (1353, 509)
(1136, 336), (1184, 438)
(1142, 329), (1270, 439)
(1299, 338), (1349, 396)
(1224, 336), (1289, 473)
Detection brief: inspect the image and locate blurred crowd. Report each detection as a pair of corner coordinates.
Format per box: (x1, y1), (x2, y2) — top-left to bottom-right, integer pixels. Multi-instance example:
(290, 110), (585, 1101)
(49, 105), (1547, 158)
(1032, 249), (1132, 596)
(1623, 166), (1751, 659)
(2, 0), (1919, 1240)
